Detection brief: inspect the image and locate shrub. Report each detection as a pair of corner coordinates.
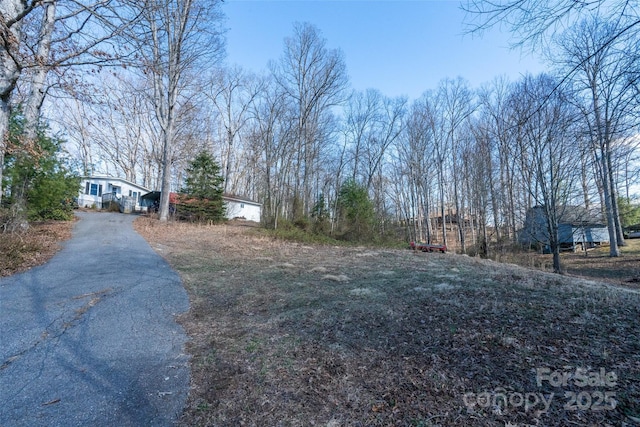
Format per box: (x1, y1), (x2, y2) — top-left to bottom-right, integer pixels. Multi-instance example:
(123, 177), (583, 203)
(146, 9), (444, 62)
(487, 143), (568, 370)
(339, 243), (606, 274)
(335, 179), (376, 242)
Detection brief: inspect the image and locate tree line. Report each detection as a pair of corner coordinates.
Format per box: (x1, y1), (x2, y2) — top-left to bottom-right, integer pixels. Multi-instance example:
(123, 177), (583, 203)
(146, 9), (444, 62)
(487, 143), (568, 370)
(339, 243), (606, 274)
(2, 1), (639, 273)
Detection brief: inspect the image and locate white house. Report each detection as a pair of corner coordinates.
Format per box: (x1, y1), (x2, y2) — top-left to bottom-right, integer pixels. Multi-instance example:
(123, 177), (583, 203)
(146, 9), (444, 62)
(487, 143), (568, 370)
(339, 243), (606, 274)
(78, 176), (150, 211)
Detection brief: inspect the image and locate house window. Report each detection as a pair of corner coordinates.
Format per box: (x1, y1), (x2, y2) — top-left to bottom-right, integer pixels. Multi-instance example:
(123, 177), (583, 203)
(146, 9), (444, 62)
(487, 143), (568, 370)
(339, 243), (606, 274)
(90, 183), (98, 196)
(132, 191), (138, 201)
(240, 203), (245, 208)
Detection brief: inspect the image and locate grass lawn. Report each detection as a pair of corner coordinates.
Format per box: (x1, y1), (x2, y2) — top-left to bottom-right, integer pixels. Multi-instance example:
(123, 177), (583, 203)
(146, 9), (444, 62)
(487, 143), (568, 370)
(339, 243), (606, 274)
(134, 218), (640, 427)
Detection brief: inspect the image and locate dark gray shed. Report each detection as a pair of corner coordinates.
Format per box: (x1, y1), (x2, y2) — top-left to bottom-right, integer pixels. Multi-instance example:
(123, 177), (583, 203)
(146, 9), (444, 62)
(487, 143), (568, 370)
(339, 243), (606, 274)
(519, 206), (609, 251)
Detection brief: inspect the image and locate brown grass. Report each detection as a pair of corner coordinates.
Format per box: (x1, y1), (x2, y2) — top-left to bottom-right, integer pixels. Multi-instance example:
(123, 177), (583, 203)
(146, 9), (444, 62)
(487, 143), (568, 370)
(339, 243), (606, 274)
(134, 217), (640, 427)
(0, 220), (74, 277)
(494, 240), (640, 290)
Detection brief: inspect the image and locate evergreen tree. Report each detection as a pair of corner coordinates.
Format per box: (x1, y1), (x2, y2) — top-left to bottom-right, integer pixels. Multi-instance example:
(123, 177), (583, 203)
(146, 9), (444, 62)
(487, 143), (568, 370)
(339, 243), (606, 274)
(183, 151), (225, 199)
(2, 112), (80, 227)
(336, 179), (376, 241)
(618, 197), (640, 229)
(178, 151), (226, 223)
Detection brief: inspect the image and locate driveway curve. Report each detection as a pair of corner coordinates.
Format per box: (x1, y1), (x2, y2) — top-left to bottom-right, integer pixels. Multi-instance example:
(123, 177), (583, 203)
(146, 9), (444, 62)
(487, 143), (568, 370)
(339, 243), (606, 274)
(0, 212), (190, 427)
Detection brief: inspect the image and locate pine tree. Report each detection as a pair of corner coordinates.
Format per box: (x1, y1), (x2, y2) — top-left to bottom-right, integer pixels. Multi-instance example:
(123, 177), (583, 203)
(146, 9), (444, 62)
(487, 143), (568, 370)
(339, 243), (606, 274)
(178, 151), (226, 223)
(336, 179), (376, 241)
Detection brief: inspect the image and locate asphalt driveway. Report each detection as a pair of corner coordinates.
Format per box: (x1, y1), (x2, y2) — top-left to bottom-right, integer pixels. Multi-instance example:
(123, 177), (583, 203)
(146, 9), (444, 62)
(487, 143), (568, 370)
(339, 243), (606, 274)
(0, 212), (190, 426)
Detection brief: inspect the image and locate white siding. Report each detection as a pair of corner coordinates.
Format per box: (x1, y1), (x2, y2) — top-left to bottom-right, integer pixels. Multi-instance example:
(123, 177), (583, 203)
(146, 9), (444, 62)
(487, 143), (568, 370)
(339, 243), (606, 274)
(78, 177), (149, 210)
(224, 199), (261, 222)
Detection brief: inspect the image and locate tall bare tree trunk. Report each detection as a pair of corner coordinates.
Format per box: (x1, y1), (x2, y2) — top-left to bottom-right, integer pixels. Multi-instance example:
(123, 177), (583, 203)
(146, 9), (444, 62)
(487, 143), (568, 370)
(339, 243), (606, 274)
(607, 154), (625, 247)
(158, 123), (174, 221)
(6, 1), (57, 229)
(24, 1), (55, 139)
(593, 109), (620, 256)
(139, 0), (223, 222)
(0, 0), (31, 205)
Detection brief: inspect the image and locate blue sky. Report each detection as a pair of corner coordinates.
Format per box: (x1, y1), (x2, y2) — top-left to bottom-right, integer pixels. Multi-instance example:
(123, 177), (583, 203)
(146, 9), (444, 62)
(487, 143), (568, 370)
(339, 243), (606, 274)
(221, 0), (547, 101)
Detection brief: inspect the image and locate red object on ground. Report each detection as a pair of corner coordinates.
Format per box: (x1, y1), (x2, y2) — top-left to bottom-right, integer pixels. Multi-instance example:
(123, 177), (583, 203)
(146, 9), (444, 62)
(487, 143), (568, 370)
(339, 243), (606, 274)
(410, 241), (447, 253)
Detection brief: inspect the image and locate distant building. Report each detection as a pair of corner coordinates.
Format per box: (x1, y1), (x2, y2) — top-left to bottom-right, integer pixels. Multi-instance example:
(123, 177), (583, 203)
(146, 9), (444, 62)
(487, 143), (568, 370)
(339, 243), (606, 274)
(518, 206), (609, 251)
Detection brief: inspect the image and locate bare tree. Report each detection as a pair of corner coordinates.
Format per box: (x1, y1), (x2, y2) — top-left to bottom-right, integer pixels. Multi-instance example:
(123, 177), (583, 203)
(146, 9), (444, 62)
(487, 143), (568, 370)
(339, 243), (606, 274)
(466, 115), (496, 256)
(344, 89), (381, 183)
(463, 0), (640, 50)
(348, 90), (406, 189)
(476, 77), (520, 243)
(271, 22), (348, 219)
(206, 65), (261, 194)
(554, 16), (639, 255)
(57, 97), (95, 175)
(132, 0), (224, 221)
(1, 0), (138, 225)
(0, 1), (41, 204)
(86, 73), (151, 182)
(439, 78), (475, 253)
(464, 0), (640, 258)
(21, 1), (56, 141)
(511, 74), (581, 273)
(395, 98), (438, 244)
(247, 75), (295, 228)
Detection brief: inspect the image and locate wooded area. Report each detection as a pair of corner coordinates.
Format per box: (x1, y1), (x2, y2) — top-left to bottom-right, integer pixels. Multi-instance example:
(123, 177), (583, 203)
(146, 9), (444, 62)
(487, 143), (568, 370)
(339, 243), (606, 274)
(1, 0), (639, 273)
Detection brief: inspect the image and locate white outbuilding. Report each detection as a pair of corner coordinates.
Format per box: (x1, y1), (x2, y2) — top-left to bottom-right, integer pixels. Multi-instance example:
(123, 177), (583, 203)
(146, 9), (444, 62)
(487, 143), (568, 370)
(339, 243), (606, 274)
(223, 195), (262, 223)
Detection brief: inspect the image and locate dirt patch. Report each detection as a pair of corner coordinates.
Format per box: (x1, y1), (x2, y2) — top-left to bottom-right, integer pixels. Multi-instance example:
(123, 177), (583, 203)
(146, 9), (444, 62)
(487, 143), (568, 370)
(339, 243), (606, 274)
(0, 220), (74, 277)
(134, 218), (640, 427)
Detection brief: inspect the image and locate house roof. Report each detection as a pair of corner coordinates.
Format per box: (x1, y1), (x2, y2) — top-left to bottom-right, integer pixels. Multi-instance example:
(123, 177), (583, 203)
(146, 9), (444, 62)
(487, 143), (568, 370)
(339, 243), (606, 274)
(531, 205), (606, 226)
(81, 175), (150, 192)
